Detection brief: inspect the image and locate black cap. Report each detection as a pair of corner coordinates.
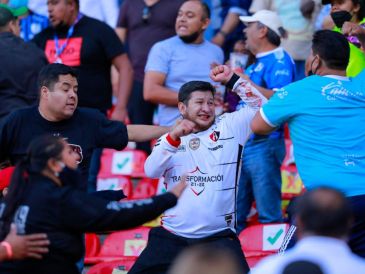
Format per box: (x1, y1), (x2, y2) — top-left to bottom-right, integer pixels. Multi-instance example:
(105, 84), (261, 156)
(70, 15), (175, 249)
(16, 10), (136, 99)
(0, 5), (16, 27)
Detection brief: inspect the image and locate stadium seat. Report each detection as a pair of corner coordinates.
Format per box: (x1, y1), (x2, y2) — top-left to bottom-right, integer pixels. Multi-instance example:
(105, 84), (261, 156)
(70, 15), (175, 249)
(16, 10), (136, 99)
(0, 166), (15, 191)
(97, 176), (133, 199)
(85, 226), (150, 264)
(99, 149), (147, 178)
(85, 233), (101, 264)
(132, 178), (159, 199)
(86, 258), (137, 274)
(239, 223), (289, 267)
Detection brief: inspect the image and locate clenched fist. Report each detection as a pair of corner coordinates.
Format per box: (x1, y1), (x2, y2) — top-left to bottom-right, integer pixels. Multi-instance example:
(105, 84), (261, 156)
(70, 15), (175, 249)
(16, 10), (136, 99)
(210, 65), (234, 84)
(169, 119), (196, 140)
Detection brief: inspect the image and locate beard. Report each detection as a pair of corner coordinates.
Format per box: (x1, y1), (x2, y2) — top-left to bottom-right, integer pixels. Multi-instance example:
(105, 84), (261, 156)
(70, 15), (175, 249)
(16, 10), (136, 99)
(178, 30), (202, 44)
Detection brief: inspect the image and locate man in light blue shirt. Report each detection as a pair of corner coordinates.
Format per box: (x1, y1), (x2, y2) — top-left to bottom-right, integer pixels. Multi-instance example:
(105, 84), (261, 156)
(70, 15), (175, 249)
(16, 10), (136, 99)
(144, 0), (224, 126)
(251, 30), (365, 258)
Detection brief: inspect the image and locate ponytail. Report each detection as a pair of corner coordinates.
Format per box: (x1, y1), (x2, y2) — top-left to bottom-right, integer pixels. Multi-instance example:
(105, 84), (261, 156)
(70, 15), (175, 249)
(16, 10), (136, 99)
(0, 135), (64, 239)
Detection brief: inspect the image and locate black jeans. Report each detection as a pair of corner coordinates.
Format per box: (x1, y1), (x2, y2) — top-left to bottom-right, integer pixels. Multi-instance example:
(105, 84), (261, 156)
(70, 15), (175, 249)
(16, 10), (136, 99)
(129, 227), (250, 274)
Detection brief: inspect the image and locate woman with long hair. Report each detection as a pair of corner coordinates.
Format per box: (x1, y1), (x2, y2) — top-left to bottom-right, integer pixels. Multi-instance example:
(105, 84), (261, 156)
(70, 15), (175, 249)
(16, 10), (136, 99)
(0, 135), (186, 273)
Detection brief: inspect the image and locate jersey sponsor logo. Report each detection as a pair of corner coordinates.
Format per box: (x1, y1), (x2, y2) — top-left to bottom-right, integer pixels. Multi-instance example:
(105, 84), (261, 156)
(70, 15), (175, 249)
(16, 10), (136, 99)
(170, 166), (224, 196)
(275, 69), (290, 76)
(321, 81), (359, 101)
(209, 131), (220, 142)
(208, 144), (223, 151)
(189, 137), (200, 150)
(45, 37), (83, 66)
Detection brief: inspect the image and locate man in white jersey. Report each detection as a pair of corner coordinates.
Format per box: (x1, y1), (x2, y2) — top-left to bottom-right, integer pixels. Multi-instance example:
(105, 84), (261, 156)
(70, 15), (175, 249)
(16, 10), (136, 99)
(129, 66), (267, 274)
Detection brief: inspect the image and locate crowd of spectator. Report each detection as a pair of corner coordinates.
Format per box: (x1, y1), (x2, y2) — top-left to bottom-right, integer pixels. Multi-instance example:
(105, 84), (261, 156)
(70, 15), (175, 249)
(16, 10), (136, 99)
(0, 0), (365, 273)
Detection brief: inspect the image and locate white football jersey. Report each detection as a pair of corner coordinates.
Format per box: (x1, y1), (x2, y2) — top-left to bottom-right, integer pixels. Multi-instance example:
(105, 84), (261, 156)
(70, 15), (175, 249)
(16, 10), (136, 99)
(145, 78), (267, 238)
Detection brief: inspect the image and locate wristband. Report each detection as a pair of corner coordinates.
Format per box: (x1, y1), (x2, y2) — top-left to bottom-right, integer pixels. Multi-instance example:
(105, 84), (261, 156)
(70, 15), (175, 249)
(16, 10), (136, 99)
(166, 134), (181, 147)
(225, 73), (240, 89)
(1, 241), (13, 259)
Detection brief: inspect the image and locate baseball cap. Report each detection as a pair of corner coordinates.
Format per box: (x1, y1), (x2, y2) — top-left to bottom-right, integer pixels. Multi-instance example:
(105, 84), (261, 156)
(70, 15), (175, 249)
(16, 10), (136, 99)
(239, 10), (283, 37)
(0, 4), (28, 17)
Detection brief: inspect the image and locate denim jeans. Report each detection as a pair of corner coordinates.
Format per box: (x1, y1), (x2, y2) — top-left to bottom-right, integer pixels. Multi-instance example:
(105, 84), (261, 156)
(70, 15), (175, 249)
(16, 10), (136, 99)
(236, 137), (285, 234)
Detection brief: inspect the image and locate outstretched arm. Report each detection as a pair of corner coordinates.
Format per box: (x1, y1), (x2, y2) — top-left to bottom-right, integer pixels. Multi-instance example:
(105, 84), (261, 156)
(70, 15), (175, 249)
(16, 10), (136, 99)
(210, 65), (268, 109)
(126, 124), (170, 142)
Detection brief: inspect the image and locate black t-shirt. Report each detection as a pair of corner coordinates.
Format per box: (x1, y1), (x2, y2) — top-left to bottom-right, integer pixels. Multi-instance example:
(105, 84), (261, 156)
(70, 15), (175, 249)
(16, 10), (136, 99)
(0, 106), (128, 190)
(0, 32), (47, 120)
(0, 174), (177, 274)
(32, 16), (125, 110)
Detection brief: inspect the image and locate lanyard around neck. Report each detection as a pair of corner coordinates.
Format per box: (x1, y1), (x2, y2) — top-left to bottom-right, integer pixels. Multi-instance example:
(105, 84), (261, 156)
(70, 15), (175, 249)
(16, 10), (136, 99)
(53, 13), (83, 59)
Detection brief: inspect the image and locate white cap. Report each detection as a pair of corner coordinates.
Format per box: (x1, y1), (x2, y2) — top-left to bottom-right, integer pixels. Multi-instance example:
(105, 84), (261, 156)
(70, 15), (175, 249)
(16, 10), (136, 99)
(239, 10), (283, 37)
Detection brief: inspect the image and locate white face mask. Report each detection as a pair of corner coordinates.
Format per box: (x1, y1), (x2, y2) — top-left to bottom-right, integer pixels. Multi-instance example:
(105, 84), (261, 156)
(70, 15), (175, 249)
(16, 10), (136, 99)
(54, 161), (66, 177)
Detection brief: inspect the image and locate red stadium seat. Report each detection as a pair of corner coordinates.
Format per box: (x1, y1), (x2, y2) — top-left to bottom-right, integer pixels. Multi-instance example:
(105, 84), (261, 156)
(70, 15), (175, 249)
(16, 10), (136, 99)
(86, 258), (136, 274)
(0, 166), (15, 191)
(97, 176), (133, 199)
(239, 223), (289, 267)
(99, 149), (147, 178)
(85, 233), (101, 264)
(132, 178), (159, 199)
(85, 226), (150, 264)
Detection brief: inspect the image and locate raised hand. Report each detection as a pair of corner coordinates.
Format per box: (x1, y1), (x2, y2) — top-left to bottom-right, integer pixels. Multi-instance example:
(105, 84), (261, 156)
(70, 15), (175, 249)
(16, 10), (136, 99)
(169, 175), (188, 198)
(210, 65), (234, 84)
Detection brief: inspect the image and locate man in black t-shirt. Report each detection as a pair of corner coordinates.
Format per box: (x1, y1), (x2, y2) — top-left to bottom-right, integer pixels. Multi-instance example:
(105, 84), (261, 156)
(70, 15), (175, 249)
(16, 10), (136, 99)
(32, 0), (135, 191)
(32, 0), (132, 120)
(0, 64), (169, 191)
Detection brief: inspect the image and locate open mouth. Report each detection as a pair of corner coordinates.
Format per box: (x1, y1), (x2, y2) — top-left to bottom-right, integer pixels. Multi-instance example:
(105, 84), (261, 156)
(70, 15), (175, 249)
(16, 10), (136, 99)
(198, 114), (211, 121)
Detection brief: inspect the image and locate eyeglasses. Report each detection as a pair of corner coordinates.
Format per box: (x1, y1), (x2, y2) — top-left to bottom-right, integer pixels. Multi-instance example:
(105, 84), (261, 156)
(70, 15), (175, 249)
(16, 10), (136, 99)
(142, 6), (151, 24)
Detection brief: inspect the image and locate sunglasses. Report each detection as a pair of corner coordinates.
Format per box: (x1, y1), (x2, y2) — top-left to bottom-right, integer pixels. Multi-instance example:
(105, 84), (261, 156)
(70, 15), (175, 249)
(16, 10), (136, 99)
(142, 6), (151, 24)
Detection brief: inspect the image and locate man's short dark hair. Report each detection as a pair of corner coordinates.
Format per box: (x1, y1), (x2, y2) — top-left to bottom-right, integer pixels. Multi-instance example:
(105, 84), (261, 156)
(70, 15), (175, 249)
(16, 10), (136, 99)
(312, 30), (349, 71)
(283, 261), (324, 274)
(295, 187), (353, 238)
(0, 6), (16, 28)
(38, 64), (78, 91)
(187, 0), (210, 19)
(200, 1), (211, 19)
(178, 81), (215, 104)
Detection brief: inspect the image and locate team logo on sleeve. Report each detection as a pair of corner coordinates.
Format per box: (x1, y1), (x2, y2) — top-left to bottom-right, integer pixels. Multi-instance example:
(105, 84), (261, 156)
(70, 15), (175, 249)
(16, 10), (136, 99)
(209, 131), (220, 142)
(189, 138), (200, 150)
